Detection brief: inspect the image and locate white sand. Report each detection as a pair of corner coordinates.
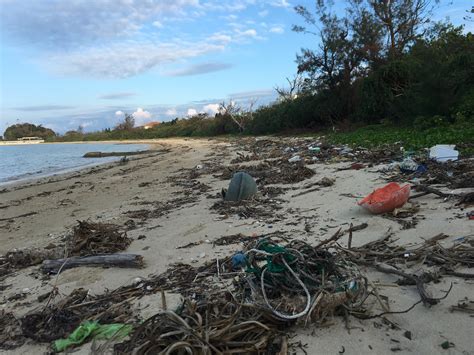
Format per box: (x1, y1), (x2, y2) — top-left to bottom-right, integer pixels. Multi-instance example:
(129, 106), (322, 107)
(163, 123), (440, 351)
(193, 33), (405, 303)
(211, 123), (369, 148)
(1, 137), (472, 354)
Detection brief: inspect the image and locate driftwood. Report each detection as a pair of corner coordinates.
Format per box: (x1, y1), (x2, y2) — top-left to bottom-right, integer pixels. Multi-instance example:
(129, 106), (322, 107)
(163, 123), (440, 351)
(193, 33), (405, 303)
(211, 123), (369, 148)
(42, 254), (144, 274)
(83, 151), (149, 158)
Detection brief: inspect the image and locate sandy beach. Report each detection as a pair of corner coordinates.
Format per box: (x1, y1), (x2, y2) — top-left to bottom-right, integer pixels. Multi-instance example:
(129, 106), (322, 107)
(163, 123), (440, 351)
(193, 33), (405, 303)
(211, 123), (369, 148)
(1, 137), (473, 354)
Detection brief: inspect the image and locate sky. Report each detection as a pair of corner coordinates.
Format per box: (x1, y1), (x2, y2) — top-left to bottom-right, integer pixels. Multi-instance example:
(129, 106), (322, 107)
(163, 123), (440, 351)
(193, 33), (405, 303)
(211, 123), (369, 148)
(0, 0), (472, 134)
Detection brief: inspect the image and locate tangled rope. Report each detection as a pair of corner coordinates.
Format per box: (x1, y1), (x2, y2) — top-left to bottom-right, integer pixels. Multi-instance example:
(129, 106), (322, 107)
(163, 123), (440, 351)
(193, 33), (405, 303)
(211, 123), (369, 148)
(243, 238), (366, 322)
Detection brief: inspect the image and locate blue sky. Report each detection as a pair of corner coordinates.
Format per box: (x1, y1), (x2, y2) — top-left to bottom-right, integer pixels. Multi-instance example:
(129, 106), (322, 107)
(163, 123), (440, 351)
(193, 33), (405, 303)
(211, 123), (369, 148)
(0, 0), (472, 134)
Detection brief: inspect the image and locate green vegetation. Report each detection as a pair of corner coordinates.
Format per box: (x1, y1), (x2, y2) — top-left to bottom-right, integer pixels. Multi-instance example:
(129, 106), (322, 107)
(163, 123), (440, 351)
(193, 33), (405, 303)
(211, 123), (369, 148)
(3, 123), (56, 140)
(7, 1), (473, 150)
(326, 124), (474, 151)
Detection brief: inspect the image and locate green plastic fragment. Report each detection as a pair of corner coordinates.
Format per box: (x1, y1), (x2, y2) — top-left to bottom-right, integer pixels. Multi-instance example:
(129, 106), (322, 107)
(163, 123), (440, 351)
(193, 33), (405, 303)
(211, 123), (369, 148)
(53, 321), (132, 352)
(440, 341), (454, 349)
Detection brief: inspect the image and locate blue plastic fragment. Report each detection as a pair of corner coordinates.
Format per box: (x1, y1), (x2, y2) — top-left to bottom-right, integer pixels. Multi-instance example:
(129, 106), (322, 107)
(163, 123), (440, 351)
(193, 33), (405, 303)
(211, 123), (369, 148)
(231, 252), (247, 269)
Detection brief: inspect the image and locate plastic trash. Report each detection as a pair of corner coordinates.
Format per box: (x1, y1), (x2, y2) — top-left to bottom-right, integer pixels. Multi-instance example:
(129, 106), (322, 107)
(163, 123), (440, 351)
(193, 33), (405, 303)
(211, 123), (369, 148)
(225, 172), (257, 202)
(53, 321), (132, 352)
(231, 252), (247, 269)
(358, 182), (411, 214)
(399, 157), (418, 173)
(351, 163), (365, 170)
(288, 155), (301, 163)
(429, 145), (459, 162)
(308, 146), (321, 153)
(340, 147), (353, 155)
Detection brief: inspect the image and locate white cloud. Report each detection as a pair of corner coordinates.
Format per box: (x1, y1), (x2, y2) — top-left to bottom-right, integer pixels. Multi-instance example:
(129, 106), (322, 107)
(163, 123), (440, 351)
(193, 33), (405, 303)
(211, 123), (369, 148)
(165, 62), (233, 76)
(187, 108), (198, 117)
(152, 20), (164, 28)
(166, 108), (177, 116)
(240, 29), (257, 37)
(0, 0), (201, 48)
(270, 0), (291, 8)
(258, 10), (269, 17)
(208, 33), (232, 43)
(115, 110), (125, 116)
(269, 25), (284, 34)
(203, 103), (220, 115)
(47, 41), (226, 78)
(99, 92), (136, 100)
(132, 108), (152, 125)
(1, 0), (276, 79)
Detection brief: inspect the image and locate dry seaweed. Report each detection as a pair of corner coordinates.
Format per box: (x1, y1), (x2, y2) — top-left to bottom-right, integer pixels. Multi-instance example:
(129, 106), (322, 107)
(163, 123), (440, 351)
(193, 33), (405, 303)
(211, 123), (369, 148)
(114, 294), (287, 355)
(210, 198), (283, 220)
(0, 312), (25, 350)
(69, 221), (131, 256)
(20, 288), (134, 344)
(216, 159), (315, 185)
(335, 233), (469, 305)
(124, 196), (199, 222)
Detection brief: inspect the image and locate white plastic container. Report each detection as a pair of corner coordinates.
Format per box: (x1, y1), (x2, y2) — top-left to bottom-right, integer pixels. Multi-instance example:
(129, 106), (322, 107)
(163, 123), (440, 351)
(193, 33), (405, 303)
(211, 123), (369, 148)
(429, 145), (459, 162)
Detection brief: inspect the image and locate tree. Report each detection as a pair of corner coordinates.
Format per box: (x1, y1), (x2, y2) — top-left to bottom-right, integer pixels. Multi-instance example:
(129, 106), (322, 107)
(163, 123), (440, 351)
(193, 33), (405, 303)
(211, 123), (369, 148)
(218, 100), (257, 133)
(368, 0), (438, 58)
(293, 1), (384, 95)
(464, 6), (473, 22)
(115, 113), (135, 131)
(275, 74), (304, 101)
(3, 123), (56, 140)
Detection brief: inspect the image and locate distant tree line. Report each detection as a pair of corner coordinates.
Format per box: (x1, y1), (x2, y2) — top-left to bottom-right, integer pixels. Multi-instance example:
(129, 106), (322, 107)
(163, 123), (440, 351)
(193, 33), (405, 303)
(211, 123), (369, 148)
(3, 123), (56, 140)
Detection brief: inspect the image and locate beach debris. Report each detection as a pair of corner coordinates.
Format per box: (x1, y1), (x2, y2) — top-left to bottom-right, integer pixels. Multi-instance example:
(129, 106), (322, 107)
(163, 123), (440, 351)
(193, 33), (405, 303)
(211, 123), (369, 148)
(53, 321), (132, 352)
(241, 238), (367, 323)
(212, 233), (263, 246)
(217, 159), (314, 185)
(21, 288), (134, 345)
(358, 183), (410, 214)
(211, 197), (283, 221)
(9, 230), (466, 352)
(83, 150), (149, 158)
(429, 145), (459, 162)
(69, 220), (132, 256)
(288, 155), (302, 163)
(224, 171), (257, 202)
(0, 312), (25, 350)
(337, 162), (366, 171)
(399, 157), (424, 174)
(450, 298), (474, 314)
(114, 296), (287, 354)
(22, 309), (82, 343)
(336, 232), (468, 305)
(231, 251), (247, 269)
(440, 340), (455, 349)
(42, 254), (144, 274)
(124, 195), (199, 223)
(1, 247), (64, 275)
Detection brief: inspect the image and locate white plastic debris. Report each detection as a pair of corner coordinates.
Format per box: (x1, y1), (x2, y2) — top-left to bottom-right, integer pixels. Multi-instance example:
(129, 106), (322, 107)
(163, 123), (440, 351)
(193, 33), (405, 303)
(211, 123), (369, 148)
(288, 155), (301, 163)
(22, 288), (31, 294)
(340, 146), (353, 155)
(400, 157), (418, 172)
(429, 145), (459, 162)
(196, 164), (203, 170)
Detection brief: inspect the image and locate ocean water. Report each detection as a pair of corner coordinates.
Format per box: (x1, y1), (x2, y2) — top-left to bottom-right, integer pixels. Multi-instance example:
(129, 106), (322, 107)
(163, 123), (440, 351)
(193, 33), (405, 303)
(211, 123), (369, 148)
(0, 143), (149, 184)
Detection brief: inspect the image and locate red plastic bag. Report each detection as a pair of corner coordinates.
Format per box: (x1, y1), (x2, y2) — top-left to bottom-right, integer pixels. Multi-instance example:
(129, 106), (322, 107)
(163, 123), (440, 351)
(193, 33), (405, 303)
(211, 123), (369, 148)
(358, 182), (410, 214)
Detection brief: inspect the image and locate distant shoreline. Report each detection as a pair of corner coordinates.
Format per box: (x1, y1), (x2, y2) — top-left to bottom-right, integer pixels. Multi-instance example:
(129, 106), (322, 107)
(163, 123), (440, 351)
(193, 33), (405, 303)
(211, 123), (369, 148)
(0, 139), (172, 146)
